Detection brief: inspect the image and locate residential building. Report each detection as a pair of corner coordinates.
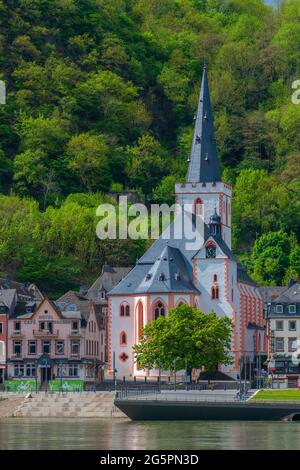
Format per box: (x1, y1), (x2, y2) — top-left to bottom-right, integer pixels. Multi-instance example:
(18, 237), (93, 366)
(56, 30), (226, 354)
(7, 298), (102, 385)
(261, 280), (300, 385)
(0, 278), (43, 384)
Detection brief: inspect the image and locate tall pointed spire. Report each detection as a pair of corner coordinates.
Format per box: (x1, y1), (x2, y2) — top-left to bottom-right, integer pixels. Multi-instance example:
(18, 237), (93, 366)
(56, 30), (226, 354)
(186, 65), (221, 183)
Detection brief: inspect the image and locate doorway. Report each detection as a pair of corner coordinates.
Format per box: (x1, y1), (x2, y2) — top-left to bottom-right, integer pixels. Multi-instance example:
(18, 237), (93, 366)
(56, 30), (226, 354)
(41, 367), (52, 383)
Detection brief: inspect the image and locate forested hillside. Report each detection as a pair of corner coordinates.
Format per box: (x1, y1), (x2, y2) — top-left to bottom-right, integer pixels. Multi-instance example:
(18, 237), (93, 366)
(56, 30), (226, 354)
(0, 0), (299, 295)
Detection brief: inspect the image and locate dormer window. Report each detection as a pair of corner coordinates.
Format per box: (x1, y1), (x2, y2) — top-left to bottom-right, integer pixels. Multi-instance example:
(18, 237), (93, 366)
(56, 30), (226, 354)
(159, 273), (165, 282)
(289, 305), (296, 314)
(175, 272), (181, 281)
(276, 305), (283, 314)
(100, 291), (105, 300)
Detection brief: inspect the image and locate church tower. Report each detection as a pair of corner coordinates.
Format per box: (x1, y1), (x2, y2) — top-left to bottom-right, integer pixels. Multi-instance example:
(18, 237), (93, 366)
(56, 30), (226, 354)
(175, 65), (232, 249)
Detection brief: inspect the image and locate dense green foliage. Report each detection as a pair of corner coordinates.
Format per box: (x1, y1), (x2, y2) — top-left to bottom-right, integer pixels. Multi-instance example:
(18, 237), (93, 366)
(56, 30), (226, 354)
(133, 305), (233, 371)
(0, 0), (299, 293)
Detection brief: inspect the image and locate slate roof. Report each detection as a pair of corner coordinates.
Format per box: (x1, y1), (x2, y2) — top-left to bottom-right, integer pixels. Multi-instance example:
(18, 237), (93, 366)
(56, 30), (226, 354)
(186, 65), (221, 183)
(237, 264), (257, 286)
(111, 245), (199, 296)
(258, 286), (287, 303)
(85, 265), (132, 300)
(0, 288), (16, 309)
(0, 276), (43, 301)
(260, 282), (300, 304)
(56, 291), (93, 322)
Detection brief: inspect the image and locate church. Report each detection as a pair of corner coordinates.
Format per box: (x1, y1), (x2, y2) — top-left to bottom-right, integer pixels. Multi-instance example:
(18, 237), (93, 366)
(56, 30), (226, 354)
(107, 66), (265, 380)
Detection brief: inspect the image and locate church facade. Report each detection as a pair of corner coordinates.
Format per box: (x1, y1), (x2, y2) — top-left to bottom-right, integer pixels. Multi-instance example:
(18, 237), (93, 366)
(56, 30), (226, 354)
(107, 66), (265, 380)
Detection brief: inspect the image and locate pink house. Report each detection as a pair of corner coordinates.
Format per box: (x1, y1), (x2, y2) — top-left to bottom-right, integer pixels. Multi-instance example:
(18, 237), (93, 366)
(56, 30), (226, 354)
(7, 298), (102, 385)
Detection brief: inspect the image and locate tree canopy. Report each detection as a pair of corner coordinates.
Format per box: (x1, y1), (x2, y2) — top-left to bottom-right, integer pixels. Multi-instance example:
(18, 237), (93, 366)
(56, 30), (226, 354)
(0, 0), (299, 293)
(133, 305), (233, 371)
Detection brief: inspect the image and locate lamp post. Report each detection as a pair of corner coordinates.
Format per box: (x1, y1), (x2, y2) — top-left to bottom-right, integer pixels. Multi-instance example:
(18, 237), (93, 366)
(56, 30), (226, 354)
(113, 352), (117, 393)
(35, 359), (38, 394)
(173, 357), (180, 392)
(60, 361), (63, 392)
(185, 358), (188, 391)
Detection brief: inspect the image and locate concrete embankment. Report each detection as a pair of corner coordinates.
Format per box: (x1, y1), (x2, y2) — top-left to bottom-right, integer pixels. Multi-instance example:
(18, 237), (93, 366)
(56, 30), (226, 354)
(0, 395), (25, 417)
(1, 392), (126, 418)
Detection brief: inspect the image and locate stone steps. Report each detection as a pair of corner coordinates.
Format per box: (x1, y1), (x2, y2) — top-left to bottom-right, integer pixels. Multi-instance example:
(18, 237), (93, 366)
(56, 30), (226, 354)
(14, 392), (126, 418)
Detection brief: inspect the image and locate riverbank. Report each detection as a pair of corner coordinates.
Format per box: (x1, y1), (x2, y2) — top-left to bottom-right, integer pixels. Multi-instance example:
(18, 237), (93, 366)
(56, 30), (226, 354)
(0, 395), (25, 418)
(0, 392), (126, 418)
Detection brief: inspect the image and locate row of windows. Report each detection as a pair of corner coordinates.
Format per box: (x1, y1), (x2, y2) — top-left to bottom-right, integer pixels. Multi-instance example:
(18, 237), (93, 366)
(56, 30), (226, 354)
(12, 320), (79, 333)
(275, 320), (297, 331)
(88, 321), (97, 333)
(85, 339), (99, 356)
(13, 364), (79, 378)
(274, 305), (297, 314)
(13, 340), (80, 356)
(120, 300), (190, 320)
(275, 337), (297, 353)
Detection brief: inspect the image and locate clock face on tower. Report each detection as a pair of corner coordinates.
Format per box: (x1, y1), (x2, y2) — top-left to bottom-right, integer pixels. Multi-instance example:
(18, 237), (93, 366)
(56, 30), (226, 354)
(206, 246), (216, 258)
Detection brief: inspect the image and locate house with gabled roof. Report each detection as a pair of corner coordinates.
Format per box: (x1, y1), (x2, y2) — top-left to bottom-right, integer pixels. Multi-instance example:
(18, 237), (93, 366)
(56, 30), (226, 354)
(6, 297), (103, 386)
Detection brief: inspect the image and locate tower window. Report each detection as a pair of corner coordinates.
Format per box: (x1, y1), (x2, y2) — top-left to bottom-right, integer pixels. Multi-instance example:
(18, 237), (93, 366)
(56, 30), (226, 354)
(206, 245), (216, 258)
(213, 274), (218, 282)
(211, 286), (219, 300)
(120, 331), (127, 346)
(194, 199), (203, 217)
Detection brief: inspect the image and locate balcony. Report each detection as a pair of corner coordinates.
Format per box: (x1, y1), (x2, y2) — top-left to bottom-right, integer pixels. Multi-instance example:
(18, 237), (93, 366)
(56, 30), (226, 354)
(10, 331), (23, 338)
(33, 329), (59, 338)
(11, 353), (22, 359)
(69, 330), (81, 338)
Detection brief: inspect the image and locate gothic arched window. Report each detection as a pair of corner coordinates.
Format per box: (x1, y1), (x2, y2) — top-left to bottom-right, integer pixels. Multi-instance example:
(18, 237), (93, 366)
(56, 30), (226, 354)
(120, 303), (130, 317)
(120, 331), (127, 346)
(194, 198), (203, 217)
(211, 286), (219, 300)
(154, 301), (166, 320)
(137, 302), (144, 341)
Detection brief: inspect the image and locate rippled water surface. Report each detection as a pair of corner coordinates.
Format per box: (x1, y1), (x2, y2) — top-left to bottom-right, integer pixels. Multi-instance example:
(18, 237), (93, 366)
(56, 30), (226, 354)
(1, 418), (300, 450)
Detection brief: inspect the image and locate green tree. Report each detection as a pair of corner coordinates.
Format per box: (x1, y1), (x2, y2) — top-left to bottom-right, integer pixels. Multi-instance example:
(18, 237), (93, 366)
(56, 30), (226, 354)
(151, 175), (177, 205)
(251, 230), (293, 285)
(134, 305), (233, 371)
(67, 133), (111, 191)
(126, 134), (169, 195)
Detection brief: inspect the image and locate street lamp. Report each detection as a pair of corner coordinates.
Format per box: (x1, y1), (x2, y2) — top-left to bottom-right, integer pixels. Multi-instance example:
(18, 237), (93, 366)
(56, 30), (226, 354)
(185, 358), (188, 391)
(173, 357), (181, 392)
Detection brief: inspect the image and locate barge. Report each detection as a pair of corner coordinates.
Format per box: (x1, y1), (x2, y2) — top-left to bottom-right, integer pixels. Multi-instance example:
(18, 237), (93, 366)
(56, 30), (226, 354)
(115, 398), (300, 421)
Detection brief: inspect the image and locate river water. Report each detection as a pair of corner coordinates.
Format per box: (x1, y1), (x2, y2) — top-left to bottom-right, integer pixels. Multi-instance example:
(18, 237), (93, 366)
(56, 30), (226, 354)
(0, 418), (300, 450)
